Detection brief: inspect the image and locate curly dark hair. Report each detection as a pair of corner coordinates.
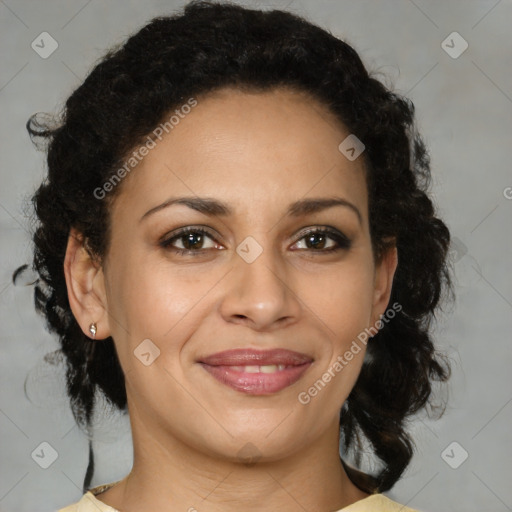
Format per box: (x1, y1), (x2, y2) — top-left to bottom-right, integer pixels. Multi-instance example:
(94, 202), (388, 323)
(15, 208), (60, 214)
(22, 0), (452, 497)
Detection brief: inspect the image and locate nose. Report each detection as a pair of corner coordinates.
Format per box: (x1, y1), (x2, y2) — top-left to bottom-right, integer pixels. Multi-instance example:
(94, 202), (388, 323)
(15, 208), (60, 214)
(219, 237), (302, 331)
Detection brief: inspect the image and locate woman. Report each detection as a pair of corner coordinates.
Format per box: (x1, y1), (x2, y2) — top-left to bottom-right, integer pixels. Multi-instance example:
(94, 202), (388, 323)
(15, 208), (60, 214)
(25, 1), (452, 510)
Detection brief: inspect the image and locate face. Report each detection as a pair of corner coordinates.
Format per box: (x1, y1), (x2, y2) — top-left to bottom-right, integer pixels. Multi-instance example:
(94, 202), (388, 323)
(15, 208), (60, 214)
(71, 87), (397, 463)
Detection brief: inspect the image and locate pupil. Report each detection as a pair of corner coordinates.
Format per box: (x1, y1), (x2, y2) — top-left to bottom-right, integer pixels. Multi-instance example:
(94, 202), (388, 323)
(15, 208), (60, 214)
(185, 233), (203, 249)
(307, 233), (325, 249)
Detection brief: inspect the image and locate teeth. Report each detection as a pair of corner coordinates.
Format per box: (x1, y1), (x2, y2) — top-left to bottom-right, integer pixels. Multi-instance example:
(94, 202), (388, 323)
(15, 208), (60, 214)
(230, 365), (288, 373)
(260, 365), (278, 373)
(244, 365), (261, 373)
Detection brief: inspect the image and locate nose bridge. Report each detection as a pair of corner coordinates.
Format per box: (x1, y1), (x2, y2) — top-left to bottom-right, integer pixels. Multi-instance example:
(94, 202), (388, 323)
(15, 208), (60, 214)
(220, 232), (300, 329)
(237, 233), (282, 288)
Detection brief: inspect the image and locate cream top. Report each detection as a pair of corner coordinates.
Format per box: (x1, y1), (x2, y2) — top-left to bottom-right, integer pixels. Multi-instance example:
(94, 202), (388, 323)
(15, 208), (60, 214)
(58, 481), (418, 511)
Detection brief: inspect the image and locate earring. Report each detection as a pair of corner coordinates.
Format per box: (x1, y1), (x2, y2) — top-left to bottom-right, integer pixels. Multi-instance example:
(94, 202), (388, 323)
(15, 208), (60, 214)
(89, 323), (97, 340)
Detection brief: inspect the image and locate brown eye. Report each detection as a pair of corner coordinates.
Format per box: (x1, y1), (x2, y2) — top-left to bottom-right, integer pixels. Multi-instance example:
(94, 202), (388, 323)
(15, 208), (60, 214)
(291, 227), (351, 253)
(178, 232), (207, 250)
(160, 227), (222, 255)
(304, 232), (331, 250)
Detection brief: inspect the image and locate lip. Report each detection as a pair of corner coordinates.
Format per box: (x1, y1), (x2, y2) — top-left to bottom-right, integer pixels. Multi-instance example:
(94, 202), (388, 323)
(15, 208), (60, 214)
(198, 348), (313, 395)
(199, 348), (313, 366)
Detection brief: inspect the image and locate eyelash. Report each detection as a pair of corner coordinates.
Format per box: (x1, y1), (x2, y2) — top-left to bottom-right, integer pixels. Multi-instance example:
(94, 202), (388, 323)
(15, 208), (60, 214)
(159, 226), (351, 257)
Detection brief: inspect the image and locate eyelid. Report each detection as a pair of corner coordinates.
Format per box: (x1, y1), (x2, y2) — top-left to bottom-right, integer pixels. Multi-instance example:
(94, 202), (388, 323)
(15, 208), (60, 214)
(293, 225), (348, 241)
(159, 225), (221, 247)
(159, 224), (351, 253)
(290, 225), (351, 250)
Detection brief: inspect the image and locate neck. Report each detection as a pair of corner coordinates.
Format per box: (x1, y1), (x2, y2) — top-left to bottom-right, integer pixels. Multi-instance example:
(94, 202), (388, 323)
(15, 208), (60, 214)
(96, 404), (369, 512)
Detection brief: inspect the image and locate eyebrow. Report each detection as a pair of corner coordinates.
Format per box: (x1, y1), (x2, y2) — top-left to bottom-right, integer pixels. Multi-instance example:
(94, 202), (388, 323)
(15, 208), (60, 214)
(140, 196), (362, 225)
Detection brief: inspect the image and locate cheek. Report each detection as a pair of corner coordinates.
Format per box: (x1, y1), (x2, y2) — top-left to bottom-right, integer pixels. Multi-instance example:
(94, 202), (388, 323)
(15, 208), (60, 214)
(305, 262), (376, 337)
(295, 263), (374, 404)
(103, 251), (222, 373)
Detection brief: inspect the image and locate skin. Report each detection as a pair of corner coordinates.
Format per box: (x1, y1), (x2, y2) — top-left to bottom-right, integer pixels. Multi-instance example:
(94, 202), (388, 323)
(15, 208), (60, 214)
(64, 87), (397, 512)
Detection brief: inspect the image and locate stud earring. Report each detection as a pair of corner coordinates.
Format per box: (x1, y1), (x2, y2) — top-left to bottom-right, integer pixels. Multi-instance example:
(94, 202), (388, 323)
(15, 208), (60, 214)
(89, 323), (97, 340)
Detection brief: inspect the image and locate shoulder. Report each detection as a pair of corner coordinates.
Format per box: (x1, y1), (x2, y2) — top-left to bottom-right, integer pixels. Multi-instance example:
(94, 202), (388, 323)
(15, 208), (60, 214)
(57, 482), (121, 512)
(337, 493), (419, 511)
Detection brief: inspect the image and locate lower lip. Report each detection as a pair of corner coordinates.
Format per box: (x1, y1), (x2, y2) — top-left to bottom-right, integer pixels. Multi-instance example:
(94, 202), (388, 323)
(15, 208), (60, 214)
(199, 363), (312, 395)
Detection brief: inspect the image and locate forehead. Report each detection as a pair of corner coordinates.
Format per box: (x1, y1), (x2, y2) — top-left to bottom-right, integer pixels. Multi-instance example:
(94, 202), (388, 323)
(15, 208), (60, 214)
(111, 87), (368, 224)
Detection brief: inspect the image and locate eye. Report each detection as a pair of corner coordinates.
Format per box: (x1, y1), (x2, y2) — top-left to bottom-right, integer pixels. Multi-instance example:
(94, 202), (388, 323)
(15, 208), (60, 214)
(291, 227), (351, 253)
(159, 227), (222, 256)
(159, 225), (351, 257)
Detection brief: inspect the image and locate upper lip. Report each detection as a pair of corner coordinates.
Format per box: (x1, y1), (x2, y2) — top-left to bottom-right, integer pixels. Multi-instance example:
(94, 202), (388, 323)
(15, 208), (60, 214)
(198, 348), (313, 366)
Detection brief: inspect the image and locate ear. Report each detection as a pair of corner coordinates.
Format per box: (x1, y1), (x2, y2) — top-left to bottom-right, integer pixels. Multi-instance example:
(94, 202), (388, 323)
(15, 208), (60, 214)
(369, 241), (398, 327)
(63, 228), (111, 340)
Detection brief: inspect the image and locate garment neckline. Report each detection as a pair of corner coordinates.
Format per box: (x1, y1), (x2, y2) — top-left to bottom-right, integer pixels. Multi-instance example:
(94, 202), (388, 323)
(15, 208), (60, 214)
(86, 483), (390, 512)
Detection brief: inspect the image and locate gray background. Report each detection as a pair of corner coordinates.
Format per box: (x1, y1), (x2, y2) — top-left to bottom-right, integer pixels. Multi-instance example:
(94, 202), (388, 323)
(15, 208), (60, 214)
(1, 1), (511, 511)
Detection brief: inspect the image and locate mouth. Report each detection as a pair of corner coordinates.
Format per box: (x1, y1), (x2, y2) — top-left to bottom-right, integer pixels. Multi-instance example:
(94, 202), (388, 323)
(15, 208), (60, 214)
(197, 348), (313, 395)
